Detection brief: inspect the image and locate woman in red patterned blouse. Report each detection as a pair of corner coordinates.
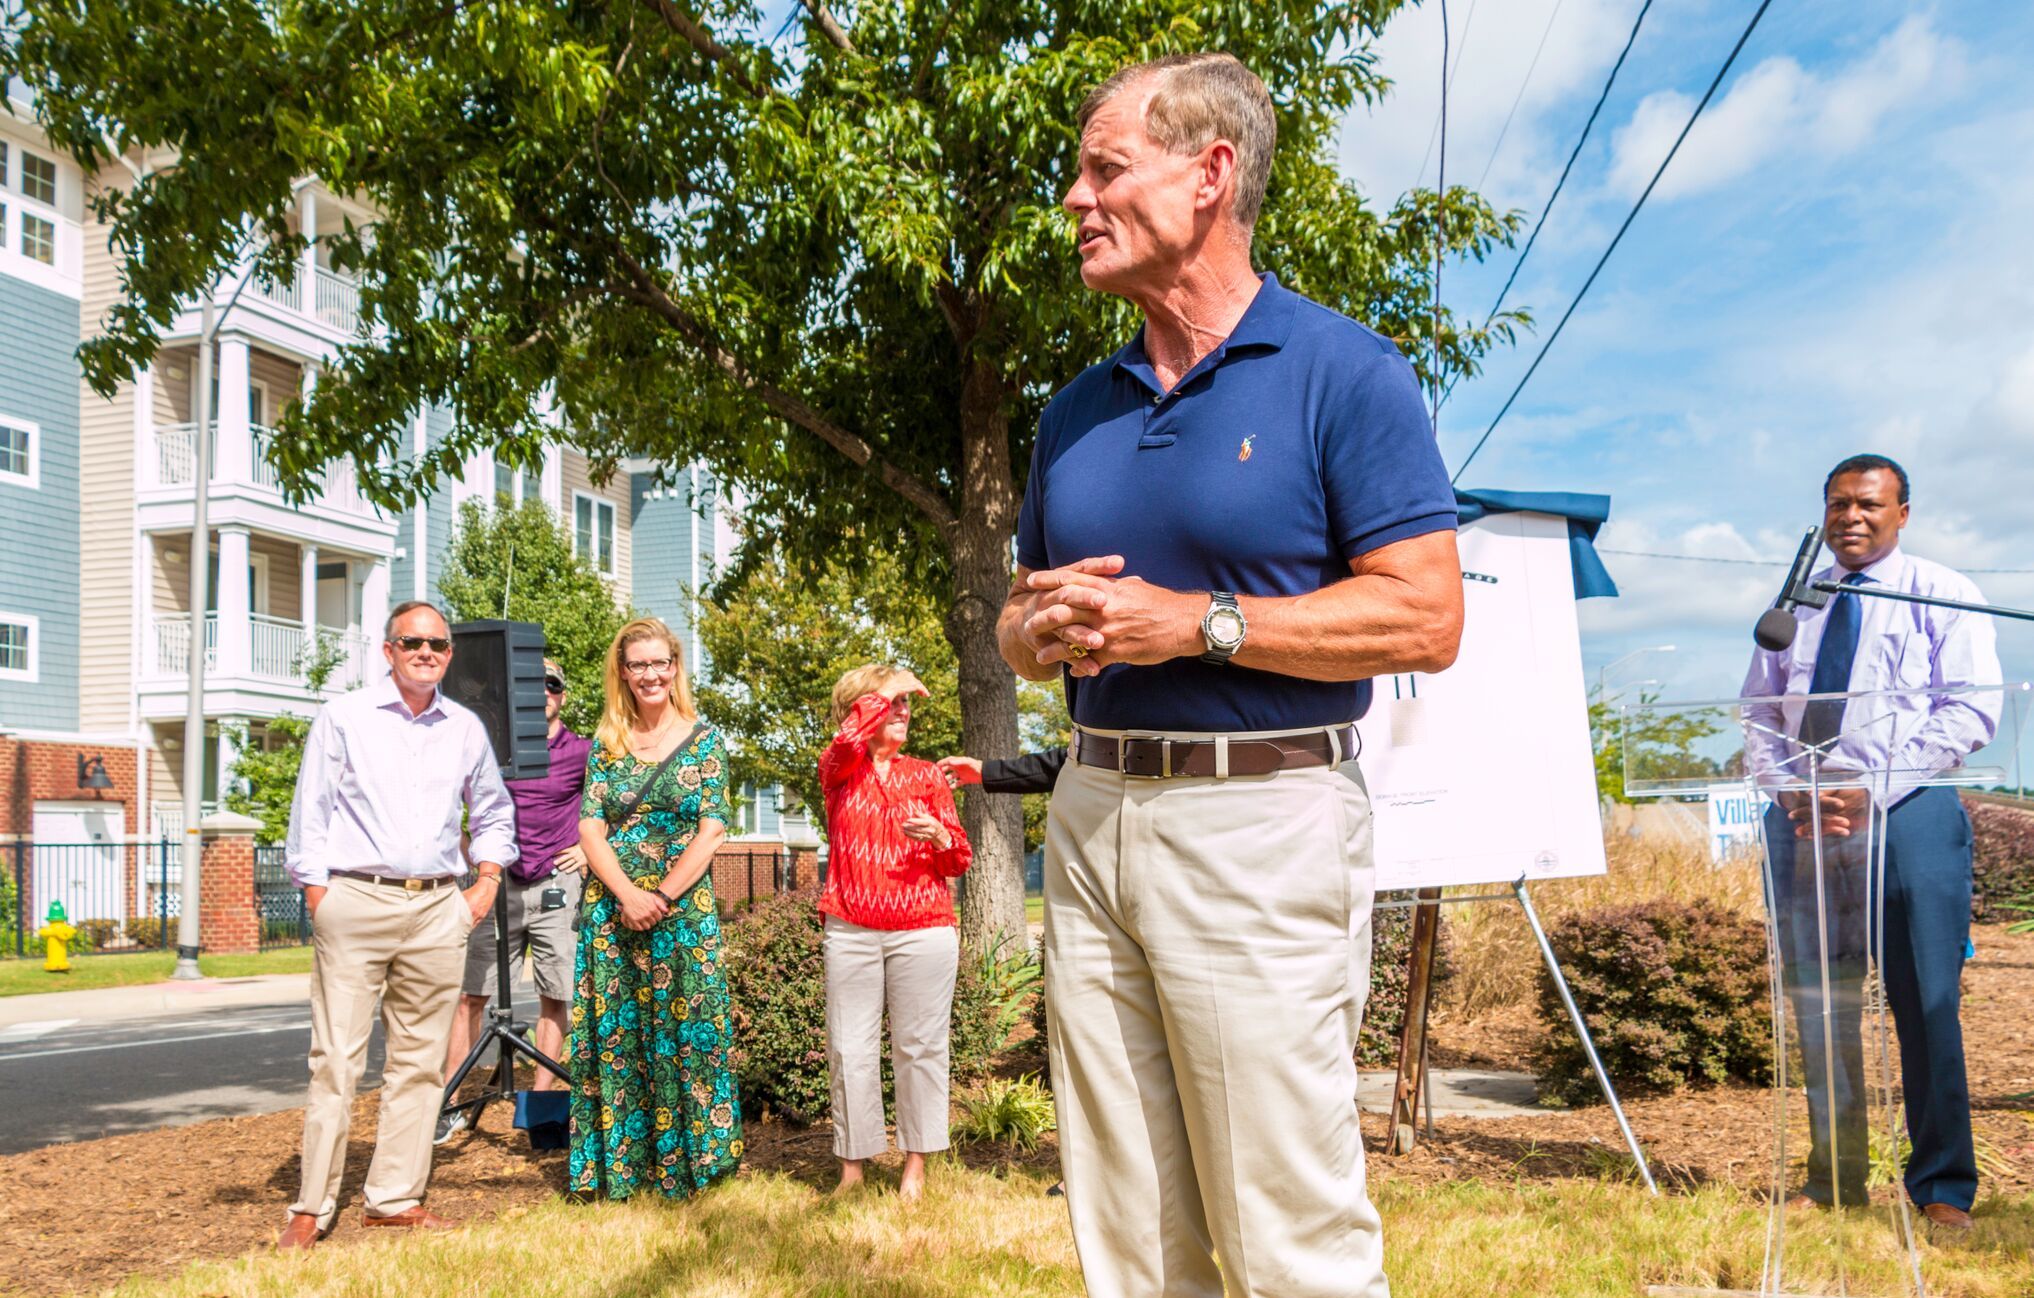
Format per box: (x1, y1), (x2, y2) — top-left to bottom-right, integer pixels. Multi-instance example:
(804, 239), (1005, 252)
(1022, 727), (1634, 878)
(818, 663), (972, 1199)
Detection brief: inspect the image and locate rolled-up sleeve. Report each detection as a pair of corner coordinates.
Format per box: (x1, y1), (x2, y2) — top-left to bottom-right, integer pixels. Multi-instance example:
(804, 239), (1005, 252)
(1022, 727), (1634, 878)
(461, 722), (520, 871)
(284, 709), (344, 888)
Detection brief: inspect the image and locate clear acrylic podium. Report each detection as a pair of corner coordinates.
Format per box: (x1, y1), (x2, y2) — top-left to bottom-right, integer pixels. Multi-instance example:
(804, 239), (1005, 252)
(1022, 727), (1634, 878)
(1623, 683), (2029, 1298)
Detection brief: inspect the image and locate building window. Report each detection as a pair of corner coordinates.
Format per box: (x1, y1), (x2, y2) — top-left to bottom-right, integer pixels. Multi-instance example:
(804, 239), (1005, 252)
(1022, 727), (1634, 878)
(0, 417), (35, 488)
(574, 492), (615, 574)
(19, 152), (56, 206)
(0, 613), (35, 682)
(494, 459), (515, 504)
(523, 467), (544, 506)
(19, 213), (55, 265)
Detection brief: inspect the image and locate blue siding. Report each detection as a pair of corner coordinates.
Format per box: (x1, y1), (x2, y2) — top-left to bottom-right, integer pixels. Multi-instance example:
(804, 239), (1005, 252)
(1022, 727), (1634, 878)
(629, 469), (710, 668)
(423, 407), (456, 602)
(0, 274), (80, 729)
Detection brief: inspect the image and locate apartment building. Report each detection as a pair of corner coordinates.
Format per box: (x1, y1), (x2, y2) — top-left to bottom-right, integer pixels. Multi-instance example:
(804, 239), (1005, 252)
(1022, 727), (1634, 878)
(0, 102), (799, 891)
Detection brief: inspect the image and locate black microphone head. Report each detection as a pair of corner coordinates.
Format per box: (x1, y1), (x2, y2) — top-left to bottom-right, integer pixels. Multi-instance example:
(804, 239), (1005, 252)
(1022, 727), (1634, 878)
(1754, 607), (1799, 652)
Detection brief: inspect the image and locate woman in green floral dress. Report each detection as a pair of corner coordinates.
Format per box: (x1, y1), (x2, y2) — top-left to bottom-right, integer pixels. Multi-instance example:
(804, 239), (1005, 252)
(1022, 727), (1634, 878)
(568, 617), (742, 1198)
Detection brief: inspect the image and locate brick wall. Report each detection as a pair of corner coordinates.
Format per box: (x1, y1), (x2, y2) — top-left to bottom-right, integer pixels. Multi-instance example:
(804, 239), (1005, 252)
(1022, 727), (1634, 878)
(0, 736), (140, 838)
(198, 829), (260, 954)
(709, 842), (820, 909)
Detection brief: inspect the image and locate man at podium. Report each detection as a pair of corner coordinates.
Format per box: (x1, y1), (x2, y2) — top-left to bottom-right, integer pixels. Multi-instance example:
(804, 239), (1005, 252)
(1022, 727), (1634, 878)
(1739, 453), (2001, 1232)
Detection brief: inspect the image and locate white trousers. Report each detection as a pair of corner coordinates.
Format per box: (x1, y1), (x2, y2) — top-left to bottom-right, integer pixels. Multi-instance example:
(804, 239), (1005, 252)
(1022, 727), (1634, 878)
(291, 876), (467, 1229)
(823, 916), (960, 1161)
(1044, 742), (1386, 1298)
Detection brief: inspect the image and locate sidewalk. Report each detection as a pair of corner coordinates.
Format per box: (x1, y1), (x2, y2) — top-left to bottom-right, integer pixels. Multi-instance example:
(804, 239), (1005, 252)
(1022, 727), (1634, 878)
(0, 973), (310, 1030)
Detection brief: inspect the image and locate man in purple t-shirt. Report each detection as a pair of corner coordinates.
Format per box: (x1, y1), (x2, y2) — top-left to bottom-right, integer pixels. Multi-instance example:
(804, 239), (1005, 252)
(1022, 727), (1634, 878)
(436, 658), (592, 1141)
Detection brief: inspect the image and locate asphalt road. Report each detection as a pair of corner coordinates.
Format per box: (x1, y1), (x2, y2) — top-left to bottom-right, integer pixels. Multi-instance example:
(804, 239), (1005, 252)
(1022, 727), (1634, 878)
(0, 990), (541, 1155)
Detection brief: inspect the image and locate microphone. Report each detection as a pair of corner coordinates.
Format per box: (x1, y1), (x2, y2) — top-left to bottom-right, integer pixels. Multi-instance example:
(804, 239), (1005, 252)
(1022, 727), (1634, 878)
(1753, 526), (1828, 652)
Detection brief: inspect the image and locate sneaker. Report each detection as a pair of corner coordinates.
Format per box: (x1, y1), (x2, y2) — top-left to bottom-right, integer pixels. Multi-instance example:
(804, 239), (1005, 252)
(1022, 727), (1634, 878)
(1046, 1181), (1065, 1198)
(432, 1107), (469, 1146)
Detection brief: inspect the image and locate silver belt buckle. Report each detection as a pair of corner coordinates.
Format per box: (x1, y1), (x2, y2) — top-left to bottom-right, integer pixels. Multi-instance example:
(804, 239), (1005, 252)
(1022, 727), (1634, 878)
(1119, 736), (1171, 779)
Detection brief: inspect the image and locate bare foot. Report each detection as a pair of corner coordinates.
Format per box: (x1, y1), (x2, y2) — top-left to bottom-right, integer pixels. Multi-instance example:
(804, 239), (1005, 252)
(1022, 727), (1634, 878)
(833, 1159), (865, 1196)
(898, 1152), (928, 1202)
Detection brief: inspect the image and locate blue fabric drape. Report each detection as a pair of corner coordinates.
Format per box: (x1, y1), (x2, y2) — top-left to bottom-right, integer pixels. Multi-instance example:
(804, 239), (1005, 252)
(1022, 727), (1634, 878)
(1453, 488), (1617, 600)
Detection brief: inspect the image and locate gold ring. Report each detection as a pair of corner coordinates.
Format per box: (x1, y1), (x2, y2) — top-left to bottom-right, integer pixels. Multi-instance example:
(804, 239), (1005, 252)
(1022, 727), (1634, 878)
(1065, 643), (1089, 660)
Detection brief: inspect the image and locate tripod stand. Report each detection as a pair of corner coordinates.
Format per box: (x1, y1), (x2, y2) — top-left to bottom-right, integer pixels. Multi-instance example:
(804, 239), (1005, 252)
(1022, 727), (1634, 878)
(438, 878), (566, 1134)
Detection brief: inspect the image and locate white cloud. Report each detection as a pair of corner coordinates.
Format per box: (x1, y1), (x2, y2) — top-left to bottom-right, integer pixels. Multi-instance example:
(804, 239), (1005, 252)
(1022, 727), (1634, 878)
(1607, 16), (1957, 201)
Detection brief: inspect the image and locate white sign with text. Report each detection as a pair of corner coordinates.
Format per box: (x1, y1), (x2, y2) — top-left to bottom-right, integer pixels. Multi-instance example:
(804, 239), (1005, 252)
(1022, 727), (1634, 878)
(1355, 510), (1609, 891)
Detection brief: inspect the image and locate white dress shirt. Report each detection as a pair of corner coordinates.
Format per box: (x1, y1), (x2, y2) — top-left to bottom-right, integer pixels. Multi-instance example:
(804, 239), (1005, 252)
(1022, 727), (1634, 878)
(1740, 547), (2003, 805)
(284, 677), (519, 887)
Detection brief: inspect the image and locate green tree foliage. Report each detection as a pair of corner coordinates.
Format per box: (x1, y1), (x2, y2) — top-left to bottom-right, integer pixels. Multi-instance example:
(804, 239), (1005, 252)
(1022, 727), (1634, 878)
(225, 631), (346, 844)
(5, 0), (1524, 943)
(437, 499), (634, 735)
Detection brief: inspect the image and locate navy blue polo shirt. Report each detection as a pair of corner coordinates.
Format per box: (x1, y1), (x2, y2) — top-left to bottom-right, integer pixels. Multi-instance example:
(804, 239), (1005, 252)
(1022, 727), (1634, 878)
(1015, 274), (1457, 732)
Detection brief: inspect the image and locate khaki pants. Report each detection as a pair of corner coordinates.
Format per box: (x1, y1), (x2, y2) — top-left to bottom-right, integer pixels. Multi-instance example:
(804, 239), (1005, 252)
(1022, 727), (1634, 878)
(292, 876), (467, 1229)
(1044, 734), (1385, 1298)
(823, 916), (959, 1161)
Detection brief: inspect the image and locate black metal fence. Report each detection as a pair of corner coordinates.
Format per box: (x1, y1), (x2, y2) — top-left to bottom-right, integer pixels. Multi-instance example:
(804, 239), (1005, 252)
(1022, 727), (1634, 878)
(3, 839), (180, 959)
(254, 845), (311, 950)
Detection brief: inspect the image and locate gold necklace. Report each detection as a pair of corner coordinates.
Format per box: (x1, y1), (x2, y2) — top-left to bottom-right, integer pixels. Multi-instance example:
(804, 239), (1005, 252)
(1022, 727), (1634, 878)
(633, 711), (678, 758)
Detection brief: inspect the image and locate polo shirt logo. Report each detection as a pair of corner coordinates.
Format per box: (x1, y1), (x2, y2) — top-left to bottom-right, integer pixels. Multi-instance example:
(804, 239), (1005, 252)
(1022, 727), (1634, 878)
(1238, 435), (1254, 462)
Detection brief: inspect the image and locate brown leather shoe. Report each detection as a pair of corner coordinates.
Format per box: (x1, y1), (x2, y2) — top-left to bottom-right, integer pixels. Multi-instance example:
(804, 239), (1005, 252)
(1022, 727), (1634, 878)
(362, 1205), (457, 1230)
(276, 1212), (325, 1251)
(1920, 1203), (1974, 1233)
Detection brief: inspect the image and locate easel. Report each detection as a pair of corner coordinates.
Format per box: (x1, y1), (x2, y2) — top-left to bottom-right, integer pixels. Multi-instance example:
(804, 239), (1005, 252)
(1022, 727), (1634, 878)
(1381, 875), (1658, 1195)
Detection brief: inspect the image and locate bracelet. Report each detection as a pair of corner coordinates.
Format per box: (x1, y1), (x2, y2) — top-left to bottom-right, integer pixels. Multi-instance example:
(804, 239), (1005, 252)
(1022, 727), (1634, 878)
(655, 886), (680, 905)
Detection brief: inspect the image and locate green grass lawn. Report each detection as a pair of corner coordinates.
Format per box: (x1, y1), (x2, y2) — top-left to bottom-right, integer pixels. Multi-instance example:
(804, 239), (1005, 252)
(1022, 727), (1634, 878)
(1025, 893), (1043, 927)
(104, 1164), (2034, 1298)
(0, 945), (313, 997)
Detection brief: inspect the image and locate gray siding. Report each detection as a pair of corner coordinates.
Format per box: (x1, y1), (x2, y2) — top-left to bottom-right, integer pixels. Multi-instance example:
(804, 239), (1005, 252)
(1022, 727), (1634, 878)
(629, 468), (715, 669)
(0, 273), (80, 729)
(386, 404), (457, 604)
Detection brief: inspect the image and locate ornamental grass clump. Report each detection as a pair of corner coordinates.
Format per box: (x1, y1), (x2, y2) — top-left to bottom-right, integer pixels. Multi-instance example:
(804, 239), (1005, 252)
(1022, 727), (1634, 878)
(954, 1073), (1057, 1151)
(1532, 898), (1771, 1106)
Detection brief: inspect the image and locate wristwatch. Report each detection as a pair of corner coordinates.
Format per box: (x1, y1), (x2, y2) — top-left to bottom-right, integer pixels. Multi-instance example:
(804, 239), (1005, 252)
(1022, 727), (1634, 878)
(1200, 591), (1247, 665)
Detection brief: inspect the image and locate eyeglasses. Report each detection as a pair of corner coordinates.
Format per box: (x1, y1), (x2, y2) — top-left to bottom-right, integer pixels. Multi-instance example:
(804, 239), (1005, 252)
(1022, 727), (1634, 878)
(622, 657), (675, 678)
(544, 676), (566, 695)
(393, 635), (451, 654)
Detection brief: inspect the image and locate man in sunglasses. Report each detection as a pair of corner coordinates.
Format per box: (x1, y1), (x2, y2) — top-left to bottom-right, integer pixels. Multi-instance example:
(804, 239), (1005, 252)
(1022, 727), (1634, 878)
(436, 657), (591, 1142)
(279, 601), (517, 1249)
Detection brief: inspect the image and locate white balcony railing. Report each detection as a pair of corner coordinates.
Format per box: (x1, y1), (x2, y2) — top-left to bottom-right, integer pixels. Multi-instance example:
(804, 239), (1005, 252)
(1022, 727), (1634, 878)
(314, 267), (359, 333)
(252, 270), (302, 314)
(151, 614), (218, 677)
(150, 421), (379, 518)
(250, 613), (307, 679)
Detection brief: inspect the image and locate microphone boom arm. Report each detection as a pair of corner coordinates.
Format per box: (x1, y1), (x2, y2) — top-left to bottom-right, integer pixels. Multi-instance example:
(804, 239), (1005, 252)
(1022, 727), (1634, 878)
(1808, 580), (2034, 626)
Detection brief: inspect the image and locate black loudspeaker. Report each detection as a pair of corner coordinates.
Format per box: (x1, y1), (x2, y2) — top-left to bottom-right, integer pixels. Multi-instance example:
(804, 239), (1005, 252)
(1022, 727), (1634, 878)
(444, 620), (551, 779)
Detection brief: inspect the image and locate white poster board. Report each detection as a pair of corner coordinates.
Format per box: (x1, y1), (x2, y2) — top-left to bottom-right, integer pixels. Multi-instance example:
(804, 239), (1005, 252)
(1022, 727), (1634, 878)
(1355, 510), (1608, 891)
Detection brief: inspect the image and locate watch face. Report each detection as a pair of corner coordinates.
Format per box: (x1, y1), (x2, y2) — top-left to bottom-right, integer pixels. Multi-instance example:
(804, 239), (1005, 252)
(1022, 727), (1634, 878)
(1208, 608), (1246, 649)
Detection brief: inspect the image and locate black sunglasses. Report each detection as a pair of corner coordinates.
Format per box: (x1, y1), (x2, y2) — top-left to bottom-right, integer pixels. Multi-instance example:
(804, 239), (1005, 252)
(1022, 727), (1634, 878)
(393, 635), (451, 653)
(544, 676), (566, 695)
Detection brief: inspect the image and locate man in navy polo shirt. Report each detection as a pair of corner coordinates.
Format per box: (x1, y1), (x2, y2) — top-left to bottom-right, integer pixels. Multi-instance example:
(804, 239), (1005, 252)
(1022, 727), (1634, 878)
(1000, 54), (1464, 1298)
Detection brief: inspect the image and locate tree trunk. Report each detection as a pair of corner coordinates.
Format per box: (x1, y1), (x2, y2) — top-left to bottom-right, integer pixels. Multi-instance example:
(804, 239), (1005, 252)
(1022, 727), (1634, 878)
(947, 358), (1027, 952)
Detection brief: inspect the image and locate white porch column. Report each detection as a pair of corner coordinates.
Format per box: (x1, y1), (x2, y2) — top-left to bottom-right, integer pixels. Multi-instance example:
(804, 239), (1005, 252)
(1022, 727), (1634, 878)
(214, 335), (253, 484)
(298, 186), (319, 303)
(215, 525), (253, 678)
(300, 542), (320, 641)
(361, 559), (391, 679)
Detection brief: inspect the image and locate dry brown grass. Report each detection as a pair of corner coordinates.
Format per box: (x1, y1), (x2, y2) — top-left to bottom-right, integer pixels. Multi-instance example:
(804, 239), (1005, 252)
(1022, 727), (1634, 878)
(1435, 832), (1763, 1020)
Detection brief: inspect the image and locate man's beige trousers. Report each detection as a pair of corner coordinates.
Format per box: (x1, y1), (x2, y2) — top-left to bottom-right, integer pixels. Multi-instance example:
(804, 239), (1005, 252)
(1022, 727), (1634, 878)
(292, 876), (467, 1229)
(1044, 737), (1386, 1298)
(823, 916), (959, 1161)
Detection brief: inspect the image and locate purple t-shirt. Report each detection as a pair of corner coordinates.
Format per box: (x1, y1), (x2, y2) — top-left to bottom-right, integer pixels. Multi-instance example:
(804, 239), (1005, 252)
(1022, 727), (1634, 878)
(507, 726), (593, 883)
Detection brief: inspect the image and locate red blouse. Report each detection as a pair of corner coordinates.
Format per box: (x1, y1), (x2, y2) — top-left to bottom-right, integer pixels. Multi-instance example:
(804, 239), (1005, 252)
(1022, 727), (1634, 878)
(817, 692), (972, 930)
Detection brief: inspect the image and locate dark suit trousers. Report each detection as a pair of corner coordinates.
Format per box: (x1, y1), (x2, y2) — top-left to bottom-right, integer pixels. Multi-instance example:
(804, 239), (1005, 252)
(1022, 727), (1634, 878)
(1764, 785), (1976, 1210)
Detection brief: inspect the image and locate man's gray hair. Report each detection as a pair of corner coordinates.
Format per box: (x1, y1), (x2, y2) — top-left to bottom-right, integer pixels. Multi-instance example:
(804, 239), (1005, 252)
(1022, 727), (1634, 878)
(384, 599), (449, 642)
(1079, 53), (1278, 230)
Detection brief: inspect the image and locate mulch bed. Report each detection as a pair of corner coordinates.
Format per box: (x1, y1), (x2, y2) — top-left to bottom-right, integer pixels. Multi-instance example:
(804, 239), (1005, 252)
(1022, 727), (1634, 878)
(3, 925), (2029, 1297)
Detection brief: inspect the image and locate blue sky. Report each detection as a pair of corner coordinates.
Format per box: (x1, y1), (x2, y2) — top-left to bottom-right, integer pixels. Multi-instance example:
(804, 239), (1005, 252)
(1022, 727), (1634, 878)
(1338, 0), (2034, 734)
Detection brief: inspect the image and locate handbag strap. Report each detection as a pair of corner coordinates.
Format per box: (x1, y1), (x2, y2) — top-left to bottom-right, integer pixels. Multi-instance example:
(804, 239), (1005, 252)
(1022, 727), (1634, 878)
(614, 720), (709, 834)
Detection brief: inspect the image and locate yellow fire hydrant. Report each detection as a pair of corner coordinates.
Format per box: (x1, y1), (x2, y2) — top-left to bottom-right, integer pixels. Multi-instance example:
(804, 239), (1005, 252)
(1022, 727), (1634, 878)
(37, 901), (77, 973)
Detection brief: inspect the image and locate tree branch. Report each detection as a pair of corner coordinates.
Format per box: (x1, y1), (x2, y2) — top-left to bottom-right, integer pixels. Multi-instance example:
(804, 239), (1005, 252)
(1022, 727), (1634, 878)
(800, 1), (856, 53)
(640, 0), (766, 97)
(609, 248), (960, 541)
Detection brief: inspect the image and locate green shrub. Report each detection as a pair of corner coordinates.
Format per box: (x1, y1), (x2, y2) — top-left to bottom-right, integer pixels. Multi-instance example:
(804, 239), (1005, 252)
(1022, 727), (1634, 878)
(1532, 899), (1770, 1106)
(720, 889), (1023, 1125)
(1967, 797), (2034, 923)
(124, 917), (170, 949)
(954, 1073), (1056, 1151)
(69, 918), (120, 951)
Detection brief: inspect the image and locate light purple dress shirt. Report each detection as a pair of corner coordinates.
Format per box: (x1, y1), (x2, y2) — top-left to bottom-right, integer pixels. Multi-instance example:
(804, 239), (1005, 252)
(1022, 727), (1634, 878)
(284, 677), (520, 888)
(1740, 547), (2002, 805)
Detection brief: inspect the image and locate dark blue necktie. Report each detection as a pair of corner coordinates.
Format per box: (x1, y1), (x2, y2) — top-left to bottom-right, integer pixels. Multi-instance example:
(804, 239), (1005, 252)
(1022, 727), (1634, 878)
(1799, 572), (1870, 748)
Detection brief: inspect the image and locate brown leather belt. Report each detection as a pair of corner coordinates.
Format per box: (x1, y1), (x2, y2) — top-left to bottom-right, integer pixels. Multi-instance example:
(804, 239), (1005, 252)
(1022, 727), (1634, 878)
(1073, 726), (1359, 779)
(331, 869), (457, 892)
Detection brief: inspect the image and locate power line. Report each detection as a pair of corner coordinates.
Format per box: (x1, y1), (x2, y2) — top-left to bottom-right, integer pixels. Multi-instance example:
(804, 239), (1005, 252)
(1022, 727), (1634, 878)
(1438, 0), (1655, 414)
(1598, 547), (2034, 575)
(1415, 0), (1479, 189)
(1430, 0), (1449, 435)
(1450, 0), (1775, 485)
(1476, 0), (1569, 191)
